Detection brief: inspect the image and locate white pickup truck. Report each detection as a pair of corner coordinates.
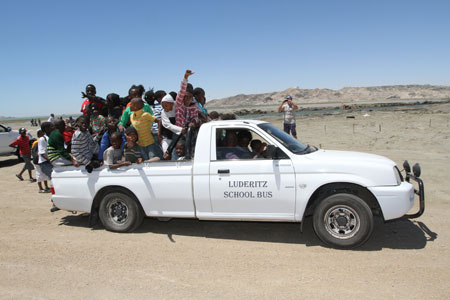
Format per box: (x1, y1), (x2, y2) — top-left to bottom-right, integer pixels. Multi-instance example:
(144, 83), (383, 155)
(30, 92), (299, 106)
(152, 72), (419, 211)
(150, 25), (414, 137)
(51, 120), (425, 248)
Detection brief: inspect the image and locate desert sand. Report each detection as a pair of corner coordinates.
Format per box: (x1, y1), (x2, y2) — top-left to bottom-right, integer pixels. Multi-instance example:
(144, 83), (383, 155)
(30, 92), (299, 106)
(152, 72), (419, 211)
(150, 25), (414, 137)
(1, 103), (449, 299)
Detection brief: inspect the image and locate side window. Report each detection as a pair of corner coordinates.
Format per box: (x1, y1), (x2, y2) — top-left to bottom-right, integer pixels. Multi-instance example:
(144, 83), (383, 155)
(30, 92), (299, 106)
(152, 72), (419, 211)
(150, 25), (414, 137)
(0, 126), (5, 133)
(215, 128), (272, 160)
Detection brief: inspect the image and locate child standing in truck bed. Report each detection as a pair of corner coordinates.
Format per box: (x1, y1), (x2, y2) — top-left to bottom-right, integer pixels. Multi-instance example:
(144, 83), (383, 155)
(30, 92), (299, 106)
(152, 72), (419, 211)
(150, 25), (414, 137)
(123, 127), (143, 164)
(71, 115), (100, 172)
(103, 132), (131, 169)
(129, 98), (162, 161)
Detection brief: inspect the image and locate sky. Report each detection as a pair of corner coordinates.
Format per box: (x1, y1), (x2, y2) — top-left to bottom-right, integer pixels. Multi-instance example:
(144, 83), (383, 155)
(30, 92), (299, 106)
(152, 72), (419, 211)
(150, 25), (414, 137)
(1, 0), (449, 117)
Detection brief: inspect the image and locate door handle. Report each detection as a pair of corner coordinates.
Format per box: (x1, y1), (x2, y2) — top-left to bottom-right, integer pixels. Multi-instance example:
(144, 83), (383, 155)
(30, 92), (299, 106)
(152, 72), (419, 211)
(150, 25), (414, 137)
(218, 169), (230, 174)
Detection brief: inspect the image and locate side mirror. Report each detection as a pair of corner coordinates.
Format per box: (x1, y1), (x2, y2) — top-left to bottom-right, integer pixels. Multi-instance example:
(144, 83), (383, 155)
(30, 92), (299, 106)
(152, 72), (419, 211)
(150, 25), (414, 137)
(7, 127), (12, 132)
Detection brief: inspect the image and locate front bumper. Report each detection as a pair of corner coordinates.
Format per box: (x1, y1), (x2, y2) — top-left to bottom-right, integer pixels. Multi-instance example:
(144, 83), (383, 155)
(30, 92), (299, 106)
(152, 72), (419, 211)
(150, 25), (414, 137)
(403, 172), (425, 219)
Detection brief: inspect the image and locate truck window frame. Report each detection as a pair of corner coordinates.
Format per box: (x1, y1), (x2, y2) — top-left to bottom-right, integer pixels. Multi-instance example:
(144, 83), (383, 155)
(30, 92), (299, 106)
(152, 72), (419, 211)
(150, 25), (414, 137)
(211, 125), (288, 161)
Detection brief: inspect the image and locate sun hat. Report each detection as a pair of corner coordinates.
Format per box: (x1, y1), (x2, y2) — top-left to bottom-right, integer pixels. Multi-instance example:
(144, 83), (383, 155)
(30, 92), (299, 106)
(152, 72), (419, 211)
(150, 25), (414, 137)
(161, 94), (175, 103)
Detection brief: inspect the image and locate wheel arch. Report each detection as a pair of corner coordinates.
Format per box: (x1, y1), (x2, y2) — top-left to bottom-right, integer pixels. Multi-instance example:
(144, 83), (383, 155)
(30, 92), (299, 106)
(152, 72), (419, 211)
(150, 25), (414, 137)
(91, 185), (144, 215)
(302, 182), (384, 221)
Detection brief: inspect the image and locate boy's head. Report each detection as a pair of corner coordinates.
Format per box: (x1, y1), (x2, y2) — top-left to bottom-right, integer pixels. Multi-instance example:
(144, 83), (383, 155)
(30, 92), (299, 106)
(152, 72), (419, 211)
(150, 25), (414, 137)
(250, 139), (262, 152)
(129, 84), (145, 99)
(237, 130), (252, 148)
(209, 111), (219, 120)
(224, 131), (238, 147)
(130, 98), (144, 112)
(41, 122), (54, 136)
(176, 140), (186, 158)
(54, 120), (66, 133)
(154, 90), (167, 103)
(76, 115), (90, 132)
(37, 129), (44, 138)
(106, 93), (120, 107)
(184, 84), (194, 106)
(65, 121), (73, 131)
(193, 87), (206, 105)
(86, 84), (96, 96)
(19, 128), (27, 136)
(106, 117), (118, 132)
(161, 94), (175, 112)
(89, 103), (100, 117)
(125, 126), (138, 145)
(144, 89), (155, 105)
(110, 132), (122, 149)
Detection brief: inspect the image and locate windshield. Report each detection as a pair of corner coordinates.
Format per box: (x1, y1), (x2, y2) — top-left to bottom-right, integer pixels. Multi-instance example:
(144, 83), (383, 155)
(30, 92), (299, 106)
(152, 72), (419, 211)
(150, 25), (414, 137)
(258, 123), (317, 155)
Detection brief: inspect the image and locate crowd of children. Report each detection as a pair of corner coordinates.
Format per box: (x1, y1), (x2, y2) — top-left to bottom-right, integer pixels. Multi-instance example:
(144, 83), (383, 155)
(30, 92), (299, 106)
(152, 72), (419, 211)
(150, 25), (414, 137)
(10, 70), (234, 199)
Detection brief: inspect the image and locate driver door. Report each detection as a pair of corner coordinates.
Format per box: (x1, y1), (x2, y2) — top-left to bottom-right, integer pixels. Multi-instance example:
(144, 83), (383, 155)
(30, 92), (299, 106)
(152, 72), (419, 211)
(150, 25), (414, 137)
(209, 127), (296, 220)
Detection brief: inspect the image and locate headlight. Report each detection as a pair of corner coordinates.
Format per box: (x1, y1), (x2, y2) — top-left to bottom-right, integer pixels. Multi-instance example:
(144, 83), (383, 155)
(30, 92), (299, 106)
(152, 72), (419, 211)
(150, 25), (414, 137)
(394, 166), (403, 185)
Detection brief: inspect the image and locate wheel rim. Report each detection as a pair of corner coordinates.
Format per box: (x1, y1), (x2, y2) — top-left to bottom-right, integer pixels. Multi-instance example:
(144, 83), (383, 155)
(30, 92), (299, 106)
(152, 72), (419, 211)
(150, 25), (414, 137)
(107, 199), (129, 225)
(323, 205), (360, 240)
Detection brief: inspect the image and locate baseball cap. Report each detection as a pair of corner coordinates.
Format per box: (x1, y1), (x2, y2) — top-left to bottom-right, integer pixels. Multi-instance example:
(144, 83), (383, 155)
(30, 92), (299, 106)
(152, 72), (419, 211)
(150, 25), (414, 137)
(285, 95), (292, 100)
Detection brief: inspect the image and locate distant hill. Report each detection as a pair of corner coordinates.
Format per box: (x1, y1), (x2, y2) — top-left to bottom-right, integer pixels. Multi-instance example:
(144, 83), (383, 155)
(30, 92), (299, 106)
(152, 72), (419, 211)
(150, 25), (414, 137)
(206, 85), (450, 108)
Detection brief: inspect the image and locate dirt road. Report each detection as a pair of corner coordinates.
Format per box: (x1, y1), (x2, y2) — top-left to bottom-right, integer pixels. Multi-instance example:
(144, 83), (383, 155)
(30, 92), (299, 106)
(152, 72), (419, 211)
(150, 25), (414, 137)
(1, 106), (449, 299)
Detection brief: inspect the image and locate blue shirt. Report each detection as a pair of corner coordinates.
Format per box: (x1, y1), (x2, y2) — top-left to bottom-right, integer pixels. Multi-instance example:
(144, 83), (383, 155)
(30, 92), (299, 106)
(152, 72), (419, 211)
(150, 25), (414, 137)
(98, 130), (126, 161)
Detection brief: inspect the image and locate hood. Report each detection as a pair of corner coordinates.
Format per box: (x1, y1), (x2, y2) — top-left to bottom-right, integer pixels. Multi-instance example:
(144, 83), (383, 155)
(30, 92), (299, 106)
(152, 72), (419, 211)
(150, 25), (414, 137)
(293, 149), (398, 186)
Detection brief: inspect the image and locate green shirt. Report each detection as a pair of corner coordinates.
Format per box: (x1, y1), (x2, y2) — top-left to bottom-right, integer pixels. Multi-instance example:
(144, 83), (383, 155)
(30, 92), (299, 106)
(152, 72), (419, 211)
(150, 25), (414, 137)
(119, 103), (153, 127)
(47, 130), (72, 162)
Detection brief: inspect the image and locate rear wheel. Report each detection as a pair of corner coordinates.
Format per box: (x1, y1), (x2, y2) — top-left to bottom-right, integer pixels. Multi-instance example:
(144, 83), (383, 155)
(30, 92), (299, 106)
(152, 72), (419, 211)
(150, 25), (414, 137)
(313, 193), (373, 248)
(99, 192), (144, 232)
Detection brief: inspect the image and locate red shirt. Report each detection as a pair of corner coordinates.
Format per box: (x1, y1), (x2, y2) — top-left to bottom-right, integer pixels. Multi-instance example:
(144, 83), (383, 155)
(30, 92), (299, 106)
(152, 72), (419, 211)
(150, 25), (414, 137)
(63, 130), (74, 144)
(10, 135), (30, 155)
(175, 79), (198, 127)
(80, 99), (90, 115)
(80, 98), (105, 115)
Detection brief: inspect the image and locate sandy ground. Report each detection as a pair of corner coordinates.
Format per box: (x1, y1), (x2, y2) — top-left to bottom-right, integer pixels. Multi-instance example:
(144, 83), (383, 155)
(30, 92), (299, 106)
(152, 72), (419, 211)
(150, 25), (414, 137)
(1, 104), (449, 299)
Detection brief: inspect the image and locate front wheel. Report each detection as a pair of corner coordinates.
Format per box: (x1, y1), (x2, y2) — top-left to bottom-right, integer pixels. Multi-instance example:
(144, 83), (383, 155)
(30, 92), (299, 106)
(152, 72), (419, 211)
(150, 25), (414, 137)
(99, 192), (144, 232)
(313, 193), (374, 248)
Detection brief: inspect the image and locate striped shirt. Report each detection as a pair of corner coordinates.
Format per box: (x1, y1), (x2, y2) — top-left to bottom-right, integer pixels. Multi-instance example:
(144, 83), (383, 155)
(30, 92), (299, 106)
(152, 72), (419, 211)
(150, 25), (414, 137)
(151, 102), (162, 134)
(130, 109), (156, 147)
(71, 130), (98, 165)
(90, 115), (106, 134)
(124, 143), (142, 163)
(175, 79), (198, 127)
(119, 102), (153, 127)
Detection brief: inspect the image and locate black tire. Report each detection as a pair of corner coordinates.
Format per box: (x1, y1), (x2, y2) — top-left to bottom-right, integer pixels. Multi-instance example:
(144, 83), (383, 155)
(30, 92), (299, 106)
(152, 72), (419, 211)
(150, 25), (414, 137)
(313, 193), (374, 248)
(99, 192), (144, 232)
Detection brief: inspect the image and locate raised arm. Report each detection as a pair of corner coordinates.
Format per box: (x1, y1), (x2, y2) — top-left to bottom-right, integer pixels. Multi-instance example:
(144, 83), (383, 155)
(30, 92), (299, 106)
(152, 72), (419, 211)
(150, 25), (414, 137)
(278, 100), (287, 113)
(175, 70), (194, 127)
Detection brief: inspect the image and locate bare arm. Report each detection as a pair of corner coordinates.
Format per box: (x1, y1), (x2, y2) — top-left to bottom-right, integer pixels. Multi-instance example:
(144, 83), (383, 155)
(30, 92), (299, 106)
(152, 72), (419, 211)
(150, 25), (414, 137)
(108, 161), (131, 170)
(278, 101), (286, 113)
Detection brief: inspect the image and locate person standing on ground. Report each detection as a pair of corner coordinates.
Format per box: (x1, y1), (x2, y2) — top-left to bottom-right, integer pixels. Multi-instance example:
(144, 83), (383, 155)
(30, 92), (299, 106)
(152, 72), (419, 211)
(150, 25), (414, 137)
(47, 114), (55, 123)
(10, 128), (35, 182)
(278, 95), (298, 139)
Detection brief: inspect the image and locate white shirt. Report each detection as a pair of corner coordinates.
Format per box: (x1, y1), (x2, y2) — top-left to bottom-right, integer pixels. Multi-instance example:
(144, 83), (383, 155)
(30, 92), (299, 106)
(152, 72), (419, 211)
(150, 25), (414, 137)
(161, 108), (183, 135)
(281, 103), (296, 124)
(38, 135), (48, 164)
(48, 116), (54, 123)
